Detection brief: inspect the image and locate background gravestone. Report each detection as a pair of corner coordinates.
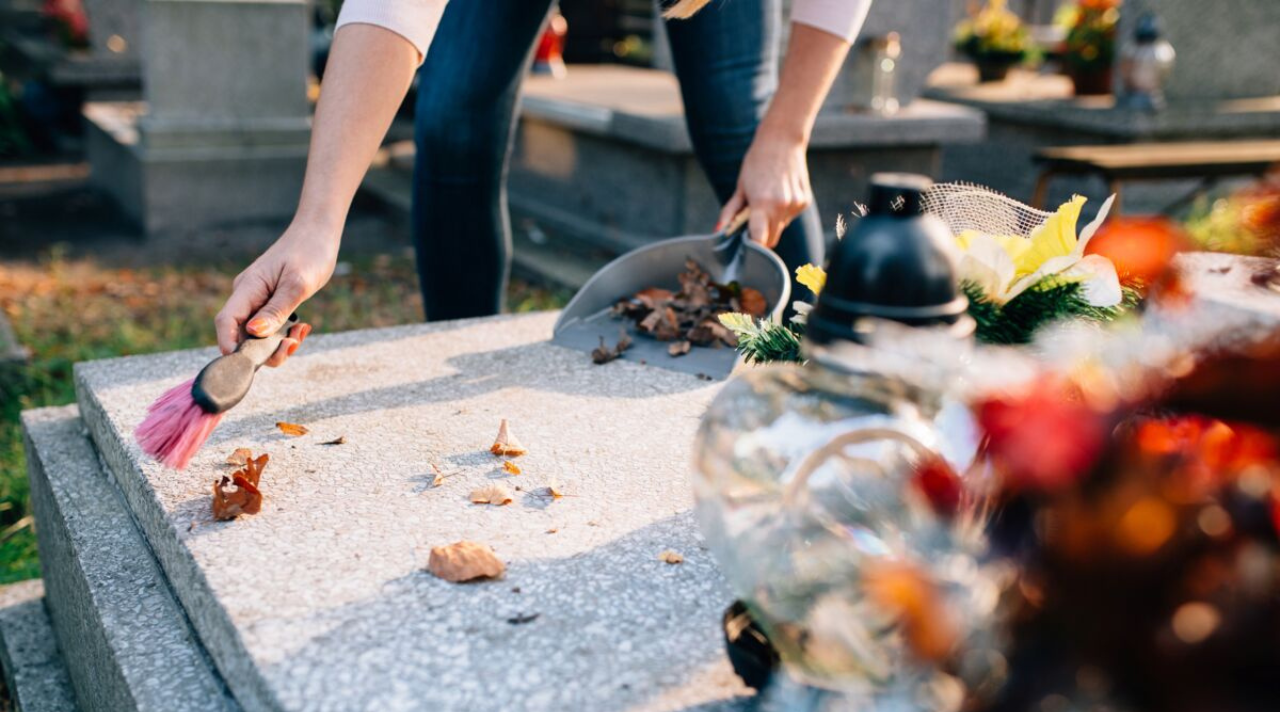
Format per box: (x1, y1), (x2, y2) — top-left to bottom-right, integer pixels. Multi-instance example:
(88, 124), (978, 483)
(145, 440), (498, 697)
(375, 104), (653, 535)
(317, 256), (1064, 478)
(1117, 0), (1280, 102)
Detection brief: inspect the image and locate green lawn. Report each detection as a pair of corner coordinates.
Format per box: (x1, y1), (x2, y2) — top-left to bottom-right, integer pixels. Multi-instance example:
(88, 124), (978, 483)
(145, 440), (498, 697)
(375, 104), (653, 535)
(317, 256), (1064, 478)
(0, 249), (568, 583)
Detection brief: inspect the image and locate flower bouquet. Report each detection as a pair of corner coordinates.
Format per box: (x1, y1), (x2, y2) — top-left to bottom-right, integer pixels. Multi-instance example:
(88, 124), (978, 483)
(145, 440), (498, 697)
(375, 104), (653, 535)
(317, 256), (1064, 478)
(1059, 0), (1122, 95)
(721, 183), (1137, 364)
(955, 0), (1034, 82)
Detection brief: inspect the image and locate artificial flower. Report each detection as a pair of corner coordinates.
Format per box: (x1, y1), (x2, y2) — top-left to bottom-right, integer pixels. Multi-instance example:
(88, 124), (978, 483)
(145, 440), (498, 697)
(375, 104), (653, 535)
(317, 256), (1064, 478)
(955, 195), (1121, 307)
(796, 264), (827, 296)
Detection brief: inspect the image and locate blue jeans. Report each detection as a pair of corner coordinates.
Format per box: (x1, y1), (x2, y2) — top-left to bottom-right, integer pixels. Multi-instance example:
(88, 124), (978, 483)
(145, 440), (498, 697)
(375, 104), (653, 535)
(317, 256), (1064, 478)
(411, 0), (825, 320)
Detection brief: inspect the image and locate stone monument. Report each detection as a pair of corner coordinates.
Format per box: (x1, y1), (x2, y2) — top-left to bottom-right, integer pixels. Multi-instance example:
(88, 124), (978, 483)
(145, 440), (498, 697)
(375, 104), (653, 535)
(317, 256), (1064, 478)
(85, 0), (311, 235)
(1115, 0), (1280, 103)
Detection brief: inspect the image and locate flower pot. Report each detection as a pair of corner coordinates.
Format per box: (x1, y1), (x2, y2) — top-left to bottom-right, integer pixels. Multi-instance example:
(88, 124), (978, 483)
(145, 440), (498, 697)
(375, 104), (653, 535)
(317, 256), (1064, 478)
(977, 59), (1015, 82)
(1067, 66), (1114, 96)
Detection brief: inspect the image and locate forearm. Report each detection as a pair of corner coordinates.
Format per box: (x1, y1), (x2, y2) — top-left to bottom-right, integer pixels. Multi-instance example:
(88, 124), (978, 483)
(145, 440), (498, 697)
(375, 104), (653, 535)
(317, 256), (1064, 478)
(292, 24), (419, 235)
(758, 23), (852, 144)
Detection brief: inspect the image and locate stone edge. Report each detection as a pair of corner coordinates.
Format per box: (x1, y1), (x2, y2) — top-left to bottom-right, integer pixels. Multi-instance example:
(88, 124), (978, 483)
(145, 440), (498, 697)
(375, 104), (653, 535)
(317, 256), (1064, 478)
(0, 579), (78, 712)
(22, 405), (239, 712)
(74, 369), (305, 712)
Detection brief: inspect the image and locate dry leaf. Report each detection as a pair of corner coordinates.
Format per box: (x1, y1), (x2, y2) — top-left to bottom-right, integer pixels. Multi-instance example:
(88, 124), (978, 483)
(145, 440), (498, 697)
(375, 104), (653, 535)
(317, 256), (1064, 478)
(212, 474), (262, 520)
(502, 461), (522, 475)
(490, 419), (528, 457)
(470, 484), (514, 506)
(668, 340), (692, 357)
(226, 448), (253, 466)
(658, 550), (684, 564)
(739, 288), (768, 318)
(319, 436), (346, 446)
(428, 541), (505, 582)
(276, 422), (309, 437)
(238, 453), (269, 487)
(431, 463), (447, 488)
(507, 613), (539, 625)
(591, 329), (633, 365)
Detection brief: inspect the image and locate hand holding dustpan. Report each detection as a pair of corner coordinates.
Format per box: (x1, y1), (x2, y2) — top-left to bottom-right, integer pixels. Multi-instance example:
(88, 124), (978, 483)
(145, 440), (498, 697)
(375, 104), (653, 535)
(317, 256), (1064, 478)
(551, 209), (792, 380)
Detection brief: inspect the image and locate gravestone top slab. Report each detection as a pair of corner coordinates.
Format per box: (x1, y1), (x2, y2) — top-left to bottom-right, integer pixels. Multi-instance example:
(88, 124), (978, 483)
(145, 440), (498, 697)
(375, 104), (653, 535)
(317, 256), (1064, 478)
(75, 312), (751, 712)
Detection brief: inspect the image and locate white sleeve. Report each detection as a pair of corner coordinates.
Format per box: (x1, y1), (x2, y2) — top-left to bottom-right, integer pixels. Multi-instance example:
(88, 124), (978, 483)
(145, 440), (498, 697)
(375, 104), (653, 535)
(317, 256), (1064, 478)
(334, 0), (448, 63)
(790, 0), (873, 43)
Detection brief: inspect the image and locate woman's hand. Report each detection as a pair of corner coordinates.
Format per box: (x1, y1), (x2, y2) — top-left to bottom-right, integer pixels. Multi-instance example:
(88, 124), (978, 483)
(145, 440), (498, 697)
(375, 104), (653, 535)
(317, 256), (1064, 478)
(717, 129), (813, 248)
(213, 220), (338, 366)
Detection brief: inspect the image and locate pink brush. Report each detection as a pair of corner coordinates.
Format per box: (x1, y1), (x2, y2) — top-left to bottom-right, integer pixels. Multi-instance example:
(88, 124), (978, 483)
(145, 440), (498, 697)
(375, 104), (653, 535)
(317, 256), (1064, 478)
(135, 315), (298, 469)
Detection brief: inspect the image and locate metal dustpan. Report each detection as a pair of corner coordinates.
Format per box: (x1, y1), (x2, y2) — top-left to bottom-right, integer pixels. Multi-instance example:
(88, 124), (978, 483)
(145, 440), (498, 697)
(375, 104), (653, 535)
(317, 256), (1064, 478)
(552, 210), (792, 380)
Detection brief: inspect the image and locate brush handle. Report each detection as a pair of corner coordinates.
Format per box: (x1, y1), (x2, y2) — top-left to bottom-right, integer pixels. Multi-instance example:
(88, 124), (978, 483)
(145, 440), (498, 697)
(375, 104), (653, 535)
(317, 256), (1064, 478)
(192, 314), (299, 414)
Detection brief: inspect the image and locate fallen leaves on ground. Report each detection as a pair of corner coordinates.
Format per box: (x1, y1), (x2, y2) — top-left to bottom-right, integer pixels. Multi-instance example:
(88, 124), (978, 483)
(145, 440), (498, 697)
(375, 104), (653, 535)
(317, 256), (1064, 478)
(507, 613), (539, 625)
(211, 453), (268, 521)
(592, 330), (633, 365)
(428, 541), (505, 582)
(502, 461), (522, 475)
(226, 448), (253, 466)
(276, 422), (309, 437)
(319, 436), (346, 446)
(658, 550), (684, 564)
(470, 484), (514, 506)
(430, 464), (449, 488)
(490, 419), (528, 457)
(611, 260), (765, 356)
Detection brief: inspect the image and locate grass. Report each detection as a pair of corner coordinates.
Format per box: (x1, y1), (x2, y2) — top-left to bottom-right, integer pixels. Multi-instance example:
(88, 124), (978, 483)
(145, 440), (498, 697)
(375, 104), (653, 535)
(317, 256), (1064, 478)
(0, 247), (569, 583)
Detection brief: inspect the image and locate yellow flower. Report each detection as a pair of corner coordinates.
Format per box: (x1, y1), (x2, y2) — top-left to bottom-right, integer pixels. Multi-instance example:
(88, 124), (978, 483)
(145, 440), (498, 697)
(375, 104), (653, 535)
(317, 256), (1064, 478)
(795, 264), (827, 296)
(1014, 195), (1087, 276)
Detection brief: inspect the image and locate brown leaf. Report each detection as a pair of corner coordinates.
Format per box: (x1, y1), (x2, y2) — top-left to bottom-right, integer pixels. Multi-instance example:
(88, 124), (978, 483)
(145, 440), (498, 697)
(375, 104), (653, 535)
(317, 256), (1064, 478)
(490, 419), (528, 457)
(238, 453), (269, 487)
(319, 436), (346, 446)
(502, 461), (522, 475)
(739, 288), (768, 318)
(668, 340), (692, 357)
(470, 484), (514, 506)
(276, 422), (309, 437)
(226, 448), (253, 466)
(658, 550), (684, 564)
(507, 612), (540, 625)
(212, 474), (262, 521)
(428, 541), (505, 582)
(592, 336), (621, 365)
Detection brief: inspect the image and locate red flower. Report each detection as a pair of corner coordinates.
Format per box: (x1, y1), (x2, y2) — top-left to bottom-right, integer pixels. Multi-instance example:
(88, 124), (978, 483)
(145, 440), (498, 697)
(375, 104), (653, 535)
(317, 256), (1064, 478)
(977, 379), (1109, 492)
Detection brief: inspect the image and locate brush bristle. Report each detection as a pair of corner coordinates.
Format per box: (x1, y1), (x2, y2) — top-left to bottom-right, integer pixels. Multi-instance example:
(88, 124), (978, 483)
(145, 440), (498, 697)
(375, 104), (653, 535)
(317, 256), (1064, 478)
(134, 378), (225, 470)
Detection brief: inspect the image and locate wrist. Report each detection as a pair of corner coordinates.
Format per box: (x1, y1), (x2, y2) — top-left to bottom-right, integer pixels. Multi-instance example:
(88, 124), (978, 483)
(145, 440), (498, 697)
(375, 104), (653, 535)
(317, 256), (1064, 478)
(288, 208), (345, 247)
(756, 113), (812, 149)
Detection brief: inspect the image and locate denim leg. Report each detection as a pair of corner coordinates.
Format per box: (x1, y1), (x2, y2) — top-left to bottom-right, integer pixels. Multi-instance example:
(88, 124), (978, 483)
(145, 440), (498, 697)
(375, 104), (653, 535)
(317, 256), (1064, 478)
(663, 0), (827, 274)
(411, 0), (555, 321)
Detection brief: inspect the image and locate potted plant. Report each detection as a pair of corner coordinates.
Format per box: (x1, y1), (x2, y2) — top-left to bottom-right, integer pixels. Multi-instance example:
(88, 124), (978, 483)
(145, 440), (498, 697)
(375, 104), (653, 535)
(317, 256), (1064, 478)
(1059, 0), (1122, 96)
(955, 0), (1032, 83)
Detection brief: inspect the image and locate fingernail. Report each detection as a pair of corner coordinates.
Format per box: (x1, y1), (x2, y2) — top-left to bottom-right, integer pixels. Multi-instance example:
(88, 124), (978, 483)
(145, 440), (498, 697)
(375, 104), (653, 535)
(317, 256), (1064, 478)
(714, 220), (724, 231)
(299, 324), (312, 341)
(247, 318), (271, 335)
(287, 341), (300, 356)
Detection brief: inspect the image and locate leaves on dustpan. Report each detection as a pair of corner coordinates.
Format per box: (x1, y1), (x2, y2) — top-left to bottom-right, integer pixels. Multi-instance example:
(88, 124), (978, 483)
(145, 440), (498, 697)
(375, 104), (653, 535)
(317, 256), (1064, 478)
(490, 419), (528, 457)
(428, 541), (505, 582)
(470, 484), (514, 506)
(612, 260), (756, 357)
(211, 454), (268, 521)
(276, 422), (309, 437)
(591, 329), (633, 365)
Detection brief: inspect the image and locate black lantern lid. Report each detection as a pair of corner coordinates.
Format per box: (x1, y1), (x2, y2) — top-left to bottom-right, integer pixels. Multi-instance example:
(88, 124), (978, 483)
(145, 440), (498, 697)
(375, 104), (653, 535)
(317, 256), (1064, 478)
(1134, 13), (1162, 43)
(806, 173), (969, 346)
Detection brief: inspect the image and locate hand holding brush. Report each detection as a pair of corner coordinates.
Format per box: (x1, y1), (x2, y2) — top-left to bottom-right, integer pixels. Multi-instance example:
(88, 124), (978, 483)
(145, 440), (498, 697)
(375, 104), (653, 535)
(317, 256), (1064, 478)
(136, 315), (308, 470)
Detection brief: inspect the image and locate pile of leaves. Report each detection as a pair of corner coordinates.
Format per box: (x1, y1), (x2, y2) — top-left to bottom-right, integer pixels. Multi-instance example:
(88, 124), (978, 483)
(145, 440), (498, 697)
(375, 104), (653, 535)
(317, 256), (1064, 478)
(611, 261), (767, 358)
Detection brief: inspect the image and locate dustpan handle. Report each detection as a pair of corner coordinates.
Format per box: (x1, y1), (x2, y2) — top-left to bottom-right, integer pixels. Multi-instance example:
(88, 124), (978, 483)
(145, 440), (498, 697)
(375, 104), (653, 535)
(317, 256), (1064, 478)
(718, 208), (751, 239)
